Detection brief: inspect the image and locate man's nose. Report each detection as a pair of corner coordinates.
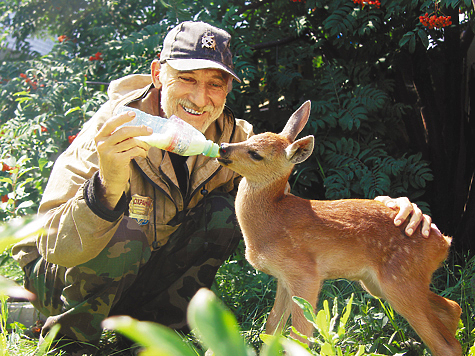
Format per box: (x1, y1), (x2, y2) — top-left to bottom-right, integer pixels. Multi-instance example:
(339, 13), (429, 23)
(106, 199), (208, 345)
(189, 83), (209, 108)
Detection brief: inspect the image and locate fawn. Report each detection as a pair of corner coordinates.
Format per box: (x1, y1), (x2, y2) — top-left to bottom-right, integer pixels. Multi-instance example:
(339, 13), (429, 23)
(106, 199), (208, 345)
(217, 101), (462, 356)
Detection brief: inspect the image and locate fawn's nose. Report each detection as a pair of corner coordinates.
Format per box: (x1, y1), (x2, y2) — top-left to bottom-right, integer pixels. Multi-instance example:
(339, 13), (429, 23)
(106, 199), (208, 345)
(219, 143), (230, 158)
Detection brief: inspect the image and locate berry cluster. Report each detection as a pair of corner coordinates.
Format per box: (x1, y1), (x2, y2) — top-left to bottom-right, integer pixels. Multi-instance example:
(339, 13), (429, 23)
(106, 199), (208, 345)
(290, 0), (306, 3)
(2, 162), (13, 173)
(89, 51), (103, 61)
(419, 12), (452, 29)
(58, 35), (69, 43)
(353, 0), (381, 8)
(34, 125), (48, 134)
(19, 73), (44, 90)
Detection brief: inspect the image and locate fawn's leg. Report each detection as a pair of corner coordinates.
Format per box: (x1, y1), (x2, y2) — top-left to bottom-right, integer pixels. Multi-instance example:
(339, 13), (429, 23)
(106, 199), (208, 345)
(266, 280), (292, 335)
(287, 274), (323, 343)
(428, 291), (461, 336)
(381, 281), (462, 356)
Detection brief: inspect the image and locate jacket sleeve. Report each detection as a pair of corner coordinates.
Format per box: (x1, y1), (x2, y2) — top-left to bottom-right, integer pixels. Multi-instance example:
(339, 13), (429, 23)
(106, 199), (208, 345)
(37, 108), (127, 268)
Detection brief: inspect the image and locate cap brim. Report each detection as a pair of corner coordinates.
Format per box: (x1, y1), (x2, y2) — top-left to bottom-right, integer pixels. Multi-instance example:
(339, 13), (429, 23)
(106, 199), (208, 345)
(166, 58), (241, 83)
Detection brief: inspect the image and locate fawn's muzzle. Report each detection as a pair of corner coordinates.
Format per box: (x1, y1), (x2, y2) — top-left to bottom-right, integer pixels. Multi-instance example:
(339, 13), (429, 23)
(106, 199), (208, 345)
(219, 143), (230, 158)
(217, 143), (232, 165)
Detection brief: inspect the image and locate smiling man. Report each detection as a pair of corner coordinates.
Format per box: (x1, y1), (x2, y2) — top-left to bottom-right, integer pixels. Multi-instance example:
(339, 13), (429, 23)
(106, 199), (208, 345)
(12, 21), (433, 355)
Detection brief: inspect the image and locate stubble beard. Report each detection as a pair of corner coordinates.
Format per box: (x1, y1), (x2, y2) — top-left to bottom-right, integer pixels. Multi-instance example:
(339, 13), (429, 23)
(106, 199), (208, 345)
(160, 88), (225, 133)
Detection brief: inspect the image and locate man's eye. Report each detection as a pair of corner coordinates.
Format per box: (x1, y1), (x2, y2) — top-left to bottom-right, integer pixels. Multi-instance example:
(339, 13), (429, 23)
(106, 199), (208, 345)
(249, 151), (263, 161)
(179, 77), (194, 82)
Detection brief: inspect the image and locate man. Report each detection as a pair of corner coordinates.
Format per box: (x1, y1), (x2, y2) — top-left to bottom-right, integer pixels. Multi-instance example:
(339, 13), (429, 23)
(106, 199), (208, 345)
(12, 21), (432, 354)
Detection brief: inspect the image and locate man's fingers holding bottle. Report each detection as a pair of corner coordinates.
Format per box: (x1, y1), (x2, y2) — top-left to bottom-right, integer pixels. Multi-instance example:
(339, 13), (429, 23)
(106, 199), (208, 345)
(96, 111), (152, 143)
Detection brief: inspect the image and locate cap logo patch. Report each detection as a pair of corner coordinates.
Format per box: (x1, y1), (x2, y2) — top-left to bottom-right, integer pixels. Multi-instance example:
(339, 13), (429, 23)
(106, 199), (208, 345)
(201, 33), (216, 50)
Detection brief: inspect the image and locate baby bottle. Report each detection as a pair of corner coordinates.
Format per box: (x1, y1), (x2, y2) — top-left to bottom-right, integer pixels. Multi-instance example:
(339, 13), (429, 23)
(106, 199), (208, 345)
(116, 106), (220, 158)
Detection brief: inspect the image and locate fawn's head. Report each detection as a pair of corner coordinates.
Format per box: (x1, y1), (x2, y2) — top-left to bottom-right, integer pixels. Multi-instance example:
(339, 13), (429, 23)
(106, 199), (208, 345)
(218, 101), (315, 183)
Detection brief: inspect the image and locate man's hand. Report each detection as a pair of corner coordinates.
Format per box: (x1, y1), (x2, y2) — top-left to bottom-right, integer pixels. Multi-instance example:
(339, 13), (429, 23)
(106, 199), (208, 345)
(95, 110), (152, 209)
(374, 196), (433, 238)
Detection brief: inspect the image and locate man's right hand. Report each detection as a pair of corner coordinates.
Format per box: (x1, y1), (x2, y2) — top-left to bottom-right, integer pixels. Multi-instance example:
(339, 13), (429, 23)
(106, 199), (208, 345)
(95, 110), (152, 209)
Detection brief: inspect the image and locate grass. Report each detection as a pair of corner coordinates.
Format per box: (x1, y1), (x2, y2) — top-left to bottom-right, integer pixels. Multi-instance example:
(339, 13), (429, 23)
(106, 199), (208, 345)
(0, 243), (474, 355)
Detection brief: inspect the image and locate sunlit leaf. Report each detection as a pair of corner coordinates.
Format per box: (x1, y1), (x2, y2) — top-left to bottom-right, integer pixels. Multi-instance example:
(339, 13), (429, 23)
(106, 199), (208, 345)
(102, 315), (197, 356)
(187, 288), (253, 356)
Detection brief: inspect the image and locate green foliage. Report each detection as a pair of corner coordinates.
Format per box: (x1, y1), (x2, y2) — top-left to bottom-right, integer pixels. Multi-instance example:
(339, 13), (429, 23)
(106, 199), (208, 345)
(0, 0), (473, 353)
(0, 218), (42, 299)
(0, 0), (455, 218)
(0, 43), (108, 220)
(104, 288), (312, 356)
(0, 218), (43, 356)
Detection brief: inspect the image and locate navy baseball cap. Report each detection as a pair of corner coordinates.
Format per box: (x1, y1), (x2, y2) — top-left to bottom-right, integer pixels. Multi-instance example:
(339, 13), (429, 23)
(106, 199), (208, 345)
(160, 21), (241, 83)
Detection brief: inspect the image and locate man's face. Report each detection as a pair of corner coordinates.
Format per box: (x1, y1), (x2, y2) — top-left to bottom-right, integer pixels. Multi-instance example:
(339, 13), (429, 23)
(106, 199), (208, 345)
(159, 66), (229, 133)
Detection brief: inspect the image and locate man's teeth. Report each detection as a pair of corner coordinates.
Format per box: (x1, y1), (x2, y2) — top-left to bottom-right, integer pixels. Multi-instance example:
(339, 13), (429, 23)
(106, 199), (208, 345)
(182, 106), (203, 115)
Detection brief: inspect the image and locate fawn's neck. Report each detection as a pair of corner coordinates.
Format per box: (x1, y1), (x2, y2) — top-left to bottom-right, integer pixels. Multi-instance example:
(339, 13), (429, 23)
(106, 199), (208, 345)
(235, 172), (291, 233)
(235, 172), (292, 270)
(238, 173), (289, 203)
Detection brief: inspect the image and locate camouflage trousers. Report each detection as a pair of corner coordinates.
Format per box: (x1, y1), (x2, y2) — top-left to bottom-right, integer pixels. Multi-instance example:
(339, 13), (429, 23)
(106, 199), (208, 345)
(23, 192), (242, 344)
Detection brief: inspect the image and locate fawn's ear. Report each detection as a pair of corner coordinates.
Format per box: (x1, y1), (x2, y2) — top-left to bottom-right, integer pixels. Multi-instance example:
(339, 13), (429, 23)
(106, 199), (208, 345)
(285, 135), (314, 164)
(281, 101), (311, 141)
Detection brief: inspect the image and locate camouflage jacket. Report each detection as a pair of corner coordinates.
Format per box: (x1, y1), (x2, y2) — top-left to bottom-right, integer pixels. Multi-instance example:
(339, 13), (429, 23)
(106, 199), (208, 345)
(12, 73), (253, 268)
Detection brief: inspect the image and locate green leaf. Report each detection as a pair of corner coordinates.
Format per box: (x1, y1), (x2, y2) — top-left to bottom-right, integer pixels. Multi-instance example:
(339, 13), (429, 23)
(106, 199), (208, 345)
(292, 296), (318, 328)
(0, 177), (13, 185)
(38, 158), (50, 172)
(338, 294), (354, 337)
(37, 324), (61, 355)
(0, 218), (44, 253)
(355, 345), (366, 356)
(102, 316), (197, 356)
(187, 288), (252, 356)
(260, 334), (284, 356)
(408, 34), (416, 53)
(320, 342), (335, 355)
(0, 275), (35, 300)
(398, 32), (413, 47)
(316, 309), (331, 341)
(417, 29), (429, 49)
(64, 107), (82, 116)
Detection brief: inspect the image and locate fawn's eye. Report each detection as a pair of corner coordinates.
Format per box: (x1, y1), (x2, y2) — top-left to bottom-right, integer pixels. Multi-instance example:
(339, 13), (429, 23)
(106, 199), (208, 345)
(248, 150), (263, 161)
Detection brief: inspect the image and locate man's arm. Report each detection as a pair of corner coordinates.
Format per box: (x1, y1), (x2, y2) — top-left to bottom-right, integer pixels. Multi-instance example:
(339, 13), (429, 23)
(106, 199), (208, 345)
(95, 110), (151, 209)
(37, 108), (152, 267)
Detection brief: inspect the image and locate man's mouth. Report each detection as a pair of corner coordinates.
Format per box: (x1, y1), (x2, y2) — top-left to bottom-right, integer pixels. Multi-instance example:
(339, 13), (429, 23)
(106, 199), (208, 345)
(182, 105), (204, 116)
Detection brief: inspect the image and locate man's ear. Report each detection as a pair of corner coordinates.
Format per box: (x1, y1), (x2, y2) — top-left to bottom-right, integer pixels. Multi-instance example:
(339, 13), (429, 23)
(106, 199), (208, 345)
(151, 59), (161, 87)
(285, 135), (314, 164)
